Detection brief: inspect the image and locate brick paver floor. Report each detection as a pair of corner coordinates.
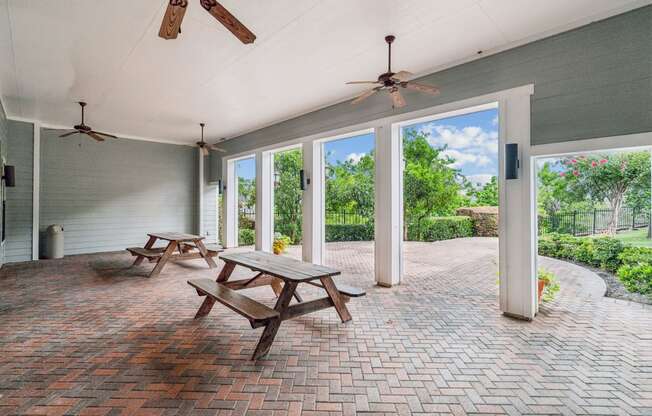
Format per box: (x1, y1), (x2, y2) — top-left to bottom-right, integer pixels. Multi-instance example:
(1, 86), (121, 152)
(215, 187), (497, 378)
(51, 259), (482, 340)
(1, 238), (651, 415)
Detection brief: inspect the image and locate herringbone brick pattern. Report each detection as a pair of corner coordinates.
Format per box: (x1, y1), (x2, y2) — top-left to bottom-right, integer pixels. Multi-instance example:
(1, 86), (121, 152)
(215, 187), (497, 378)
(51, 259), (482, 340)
(1, 239), (651, 415)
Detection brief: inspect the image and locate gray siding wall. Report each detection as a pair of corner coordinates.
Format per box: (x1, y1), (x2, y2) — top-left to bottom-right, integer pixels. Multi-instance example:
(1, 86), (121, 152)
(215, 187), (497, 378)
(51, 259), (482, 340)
(5, 120), (33, 263)
(39, 129), (197, 256)
(219, 6), (652, 157)
(0, 101), (9, 265)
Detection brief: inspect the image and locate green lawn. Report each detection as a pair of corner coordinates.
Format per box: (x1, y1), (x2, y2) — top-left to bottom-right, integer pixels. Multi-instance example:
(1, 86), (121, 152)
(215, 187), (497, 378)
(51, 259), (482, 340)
(615, 228), (652, 247)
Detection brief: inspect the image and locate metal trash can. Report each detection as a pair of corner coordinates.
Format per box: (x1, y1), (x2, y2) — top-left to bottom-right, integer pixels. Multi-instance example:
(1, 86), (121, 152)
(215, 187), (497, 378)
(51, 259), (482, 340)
(46, 224), (64, 259)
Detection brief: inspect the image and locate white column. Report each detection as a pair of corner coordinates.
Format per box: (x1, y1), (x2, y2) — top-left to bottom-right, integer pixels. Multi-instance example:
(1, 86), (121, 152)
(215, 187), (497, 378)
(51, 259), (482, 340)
(197, 148), (204, 236)
(255, 150), (273, 252)
(374, 123), (403, 287)
(32, 122), (41, 260)
(302, 140), (324, 264)
(223, 159), (238, 248)
(499, 92), (537, 320)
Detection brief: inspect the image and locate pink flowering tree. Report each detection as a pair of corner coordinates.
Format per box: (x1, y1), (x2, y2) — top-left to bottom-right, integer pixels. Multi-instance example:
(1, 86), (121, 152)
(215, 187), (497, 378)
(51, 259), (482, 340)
(559, 152), (650, 235)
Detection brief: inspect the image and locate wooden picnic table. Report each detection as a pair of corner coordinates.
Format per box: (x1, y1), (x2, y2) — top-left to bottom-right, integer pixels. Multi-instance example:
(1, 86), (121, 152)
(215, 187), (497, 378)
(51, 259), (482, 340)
(127, 232), (223, 278)
(188, 251), (365, 360)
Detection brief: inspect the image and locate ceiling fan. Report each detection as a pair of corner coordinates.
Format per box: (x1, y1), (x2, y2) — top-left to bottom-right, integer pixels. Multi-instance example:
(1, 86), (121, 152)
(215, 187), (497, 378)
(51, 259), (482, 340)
(196, 123), (226, 156)
(159, 0), (256, 44)
(346, 35), (440, 108)
(58, 102), (117, 142)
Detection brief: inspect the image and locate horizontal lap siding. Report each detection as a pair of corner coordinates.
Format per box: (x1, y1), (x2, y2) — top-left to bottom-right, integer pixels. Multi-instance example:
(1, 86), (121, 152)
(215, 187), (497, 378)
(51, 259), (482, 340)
(6, 120), (33, 262)
(39, 129), (197, 256)
(219, 6), (652, 156)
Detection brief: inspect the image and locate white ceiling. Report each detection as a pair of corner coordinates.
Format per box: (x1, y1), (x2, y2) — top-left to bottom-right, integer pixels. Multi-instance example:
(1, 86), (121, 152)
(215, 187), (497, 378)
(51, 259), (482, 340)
(0, 0), (649, 145)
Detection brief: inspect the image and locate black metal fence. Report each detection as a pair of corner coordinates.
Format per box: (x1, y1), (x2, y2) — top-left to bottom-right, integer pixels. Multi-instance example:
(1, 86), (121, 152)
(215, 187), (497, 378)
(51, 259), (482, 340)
(238, 208), (370, 226)
(538, 207), (650, 236)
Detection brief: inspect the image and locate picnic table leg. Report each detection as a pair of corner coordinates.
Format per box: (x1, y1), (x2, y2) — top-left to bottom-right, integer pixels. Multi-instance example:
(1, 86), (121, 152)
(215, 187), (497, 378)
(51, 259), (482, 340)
(216, 262), (236, 283)
(320, 276), (352, 323)
(133, 236), (157, 266)
(149, 241), (178, 278)
(194, 296), (216, 318)
(195, 239), (218, 269)
(252, 281), (297, 360)
(270, 277), (303, 303)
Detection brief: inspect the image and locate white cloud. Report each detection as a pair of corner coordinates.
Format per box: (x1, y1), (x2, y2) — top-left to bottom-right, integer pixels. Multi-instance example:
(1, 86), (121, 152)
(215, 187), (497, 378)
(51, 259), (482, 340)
(419, 124), (498, 155)
(345, 152), (365, 164)
(492, 116), (499, 126)
(468, 173), (494, 186)
(440, 149), (491, 168)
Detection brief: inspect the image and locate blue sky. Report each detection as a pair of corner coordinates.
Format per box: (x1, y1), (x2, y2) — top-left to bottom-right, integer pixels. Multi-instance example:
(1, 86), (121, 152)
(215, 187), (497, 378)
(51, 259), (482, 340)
(236, 108), (499, 186)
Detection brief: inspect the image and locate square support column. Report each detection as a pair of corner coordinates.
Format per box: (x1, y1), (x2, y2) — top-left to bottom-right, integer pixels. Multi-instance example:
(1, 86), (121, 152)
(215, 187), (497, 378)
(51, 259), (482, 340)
(374, 123), (403, 287)
(197, 148), (204, 237)
(222, 159), (238, 248)
(302, 140), (324, 264)
(499, 92), (537, 320)
(255, 150), (273, 252)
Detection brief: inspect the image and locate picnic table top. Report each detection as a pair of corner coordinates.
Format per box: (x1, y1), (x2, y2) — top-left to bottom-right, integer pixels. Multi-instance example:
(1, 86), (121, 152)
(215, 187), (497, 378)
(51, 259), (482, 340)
(219, 251), (341, 282)
(148, 232), (204, 242)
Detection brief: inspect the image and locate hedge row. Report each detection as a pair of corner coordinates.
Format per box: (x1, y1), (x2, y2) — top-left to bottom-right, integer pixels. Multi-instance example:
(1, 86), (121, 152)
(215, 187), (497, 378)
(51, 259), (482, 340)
(538, 233), (652, 296)
(406, 216), (473, 242)
(325, 224), (374, 242)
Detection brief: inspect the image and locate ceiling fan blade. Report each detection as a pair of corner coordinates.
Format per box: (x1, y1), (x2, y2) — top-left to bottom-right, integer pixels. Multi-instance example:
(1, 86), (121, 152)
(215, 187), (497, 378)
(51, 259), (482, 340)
(158, 0), (188, 40)
(91, 130), (117, 139)
(85, 132), (105, 142)
(346, 81), (379, 85)
(208, 144), (226, 153)
(351, 89), (377, 105)
(59, 131), (79, 138)
(403, 82), (440, 96)
(390, 88), (406, 108)
(201, 0), (256, 44)
(392, 70), (413, 81)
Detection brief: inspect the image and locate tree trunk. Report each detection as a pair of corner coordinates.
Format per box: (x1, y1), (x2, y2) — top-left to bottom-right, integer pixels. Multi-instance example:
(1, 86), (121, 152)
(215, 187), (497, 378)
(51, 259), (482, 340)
(606, 196), (623, 236)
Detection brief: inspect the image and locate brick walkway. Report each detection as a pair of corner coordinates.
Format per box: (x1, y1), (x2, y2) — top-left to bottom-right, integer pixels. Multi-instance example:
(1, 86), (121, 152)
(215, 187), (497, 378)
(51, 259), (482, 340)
(1, 239), (651, 415)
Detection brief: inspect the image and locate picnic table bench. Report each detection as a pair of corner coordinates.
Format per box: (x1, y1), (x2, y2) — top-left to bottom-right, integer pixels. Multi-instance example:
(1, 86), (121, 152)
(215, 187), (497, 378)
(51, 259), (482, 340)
(127, 232), (223, 278)
(188, 251), (365, 360)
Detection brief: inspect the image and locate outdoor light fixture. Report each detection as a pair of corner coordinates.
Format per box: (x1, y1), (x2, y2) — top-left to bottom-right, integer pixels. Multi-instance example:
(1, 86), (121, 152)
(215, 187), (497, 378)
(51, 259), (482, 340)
(2, 165), (15, 187)
(505, 143), (519, 180)
(299, 169), (309, 190)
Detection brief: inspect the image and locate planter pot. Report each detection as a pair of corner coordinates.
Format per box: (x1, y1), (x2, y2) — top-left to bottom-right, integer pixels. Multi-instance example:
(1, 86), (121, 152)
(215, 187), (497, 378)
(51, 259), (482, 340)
(537, 279), (547, 302)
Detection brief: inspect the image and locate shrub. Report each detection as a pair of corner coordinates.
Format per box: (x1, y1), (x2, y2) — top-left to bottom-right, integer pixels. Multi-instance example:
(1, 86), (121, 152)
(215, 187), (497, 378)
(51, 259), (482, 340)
(616, 247), (652, 295)
(617, 264), (652, 295)
(592, 237), (624, 272)
(538, 233), (652, 296)
(239, 228), (255, 246)
(407, 216), (473, 242)
(618, 246), (652, 266)
(325, 224), (374, 242)
(456, 207), (498, 237)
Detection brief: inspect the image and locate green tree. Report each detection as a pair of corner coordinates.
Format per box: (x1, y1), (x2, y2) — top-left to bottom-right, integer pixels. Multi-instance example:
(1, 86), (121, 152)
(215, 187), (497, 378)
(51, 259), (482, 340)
(471, 176), (498, 206)
(402, 129), (466, 239)
(325, 153), (375, 216)
(560, 152), (650, 235)
(274, 149), (303, 243)
(238, 177), (256, 210)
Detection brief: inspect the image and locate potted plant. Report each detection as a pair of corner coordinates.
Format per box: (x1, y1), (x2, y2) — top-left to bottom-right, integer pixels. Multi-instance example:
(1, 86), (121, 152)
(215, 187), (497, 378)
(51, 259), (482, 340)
(537, 268), (560, 302)
(273, 234), (291, 255)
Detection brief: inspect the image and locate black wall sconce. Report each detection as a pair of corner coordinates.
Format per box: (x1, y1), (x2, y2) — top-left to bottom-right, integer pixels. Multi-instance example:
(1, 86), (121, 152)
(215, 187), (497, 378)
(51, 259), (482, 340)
(299, 169), (309, 190)
(2, 165), (15, 187)
(505, 143), (519, 180)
